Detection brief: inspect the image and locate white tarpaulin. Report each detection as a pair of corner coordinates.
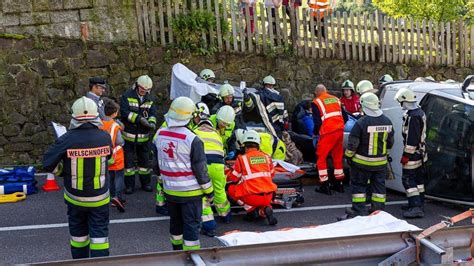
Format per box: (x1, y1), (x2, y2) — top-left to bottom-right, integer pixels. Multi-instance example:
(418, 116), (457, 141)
(170, 63), (218, 103)
(170, 63), (251, 103)
(217, 211), (420, 246)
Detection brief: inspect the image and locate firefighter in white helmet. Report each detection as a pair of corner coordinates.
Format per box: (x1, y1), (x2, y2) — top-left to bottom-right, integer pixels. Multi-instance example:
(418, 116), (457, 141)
(340, 80), (361, 115)
(226, 130), (278, 226)
(394, 87), (427, 219)
(152, 96), (213, 250)
(356, 80), (377, 95)
(199, 69), (216, 83)
(243, 75), (287, 137)
(209, 105), (237, 159)
(379, 74), (393, 85)
(43, 96), (113, 259)
(120, 75), (157, 194)
(212, 84), (244, 128)
(342, 93), (394, 219)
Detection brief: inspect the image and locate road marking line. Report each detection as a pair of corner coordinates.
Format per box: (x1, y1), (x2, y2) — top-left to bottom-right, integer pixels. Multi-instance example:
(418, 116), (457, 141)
(0, 201), (407, 232)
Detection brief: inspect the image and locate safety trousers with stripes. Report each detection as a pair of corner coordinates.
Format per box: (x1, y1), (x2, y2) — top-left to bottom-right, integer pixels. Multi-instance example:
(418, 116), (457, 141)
(402, 166), (426, 208)
(67, 204), (109, 259)
(350, 166), (387, 216)
(168, 199), (202, 251)
(123, 141), (151, 190)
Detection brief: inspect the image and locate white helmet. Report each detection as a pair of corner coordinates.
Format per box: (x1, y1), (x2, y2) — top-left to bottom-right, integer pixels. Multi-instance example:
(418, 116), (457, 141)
(200, 69), (215, 81)
(137, 75), (153, 90)
(263, 75), (276, 85)
(219, 84), (235, 98)
(394, 87), (417, 103)
(216, 105), (235, 124)
(72, 96), (99, 120)
(195, 102), (210, 119)
(167, 97), (196, 122)
(341, 80), (355, 91)
(360, 92), (380, 110)
(235, 128), (247, 147)
(379, 74), (393, 84)
(356, 80), (376, 95)
(243, 130), (261, 145)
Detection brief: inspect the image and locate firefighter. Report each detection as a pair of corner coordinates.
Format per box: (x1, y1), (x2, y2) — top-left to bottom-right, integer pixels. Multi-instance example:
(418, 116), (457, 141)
(339, 80), (361, 115)
(379, 74), (393, 86)
(209, 105), (237, 158)
(43, 96), (113, 259)
(154, 102), (212, 216)
(86, 77), (108, 119)
(194, 117), (232, 237)
(120, 75), (157, 194)
(235, 129), (286, 160)
(394, 87), (427, 219)
(243, 75), (287, 137)
(343, 93), (394, 218)
(199, 69), (215, 83)
(312, 84), (347, 194)
(153, 96), (214, 250)
(355, 80), (378, 96)
(212, 84), (244, 128)
(227, 130), (278, 226)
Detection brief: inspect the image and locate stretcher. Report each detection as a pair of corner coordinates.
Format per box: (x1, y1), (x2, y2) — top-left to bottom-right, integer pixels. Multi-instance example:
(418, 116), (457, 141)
(0, 192), (26, 203)
(225, 160), (306, 209)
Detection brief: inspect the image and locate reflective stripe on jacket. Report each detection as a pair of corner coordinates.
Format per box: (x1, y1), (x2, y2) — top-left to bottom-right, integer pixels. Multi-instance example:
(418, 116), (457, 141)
(154, 127), (212, 197)
(313, 92), (344, 135)
(226, 148), (277, 198)
(194, 125), (225, 165)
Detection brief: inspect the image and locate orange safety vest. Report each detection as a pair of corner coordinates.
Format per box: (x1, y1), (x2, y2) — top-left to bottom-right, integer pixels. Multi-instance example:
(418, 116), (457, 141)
(308, 0), (331, 18)
(228, 148), (277, 198)
(313, 92), (344, 135)
(101, 119), (124, 171)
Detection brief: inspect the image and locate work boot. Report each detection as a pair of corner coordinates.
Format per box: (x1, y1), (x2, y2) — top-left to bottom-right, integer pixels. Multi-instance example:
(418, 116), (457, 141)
(401, 204), (424, 211)
(337, 208), (358, 221)
(124, 187), (134, 195)
(142, 185), (153, 192)
(331, 181), (345, 193)
(264, 207), (278, 226)
(155, 205), (169, 216)
(201, 220), (217, 237)
(111, 197), (125, 213)
(243, 210), (259, 222)
(315, 182), (332, 195)
(221, 212), (232, 224)
(402, 207), (425, 218)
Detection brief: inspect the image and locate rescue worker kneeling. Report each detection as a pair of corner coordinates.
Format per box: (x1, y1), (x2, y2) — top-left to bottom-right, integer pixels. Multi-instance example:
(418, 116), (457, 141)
(227, 130), (278, 226)
(343, 93), (394, 219)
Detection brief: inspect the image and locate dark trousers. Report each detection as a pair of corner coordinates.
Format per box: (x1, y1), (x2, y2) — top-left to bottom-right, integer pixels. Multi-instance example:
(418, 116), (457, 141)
(309, 17), (326, 38)
(350, 166), (387, 215)
(168, 199), (202, 251)
(67, 204), (109, 259)
(124, 141), (151, 189)
(402, 166), (426, 208)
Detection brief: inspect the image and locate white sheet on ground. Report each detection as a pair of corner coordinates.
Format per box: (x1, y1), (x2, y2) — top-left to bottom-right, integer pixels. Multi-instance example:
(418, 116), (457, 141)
(273, 160), (300, 173)
(217, 211), (420, 246)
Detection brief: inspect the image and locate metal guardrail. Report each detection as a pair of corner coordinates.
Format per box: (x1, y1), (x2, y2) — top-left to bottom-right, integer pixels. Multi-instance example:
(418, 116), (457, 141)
(25, 225), (474, 265)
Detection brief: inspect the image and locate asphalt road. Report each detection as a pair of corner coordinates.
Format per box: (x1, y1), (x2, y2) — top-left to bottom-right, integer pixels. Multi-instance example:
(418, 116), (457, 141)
(0, 175), (470, 265)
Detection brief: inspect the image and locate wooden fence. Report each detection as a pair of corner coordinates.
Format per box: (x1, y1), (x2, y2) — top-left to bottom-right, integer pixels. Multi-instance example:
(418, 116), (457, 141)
(135, 0), (474, 67)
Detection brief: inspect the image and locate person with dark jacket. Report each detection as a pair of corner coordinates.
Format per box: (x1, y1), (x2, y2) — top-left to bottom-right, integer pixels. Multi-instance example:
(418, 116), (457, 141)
(120, 75), (157, 194)
(343, 93), (394, 219)
(291, 100), (313, 136)
(43, 97), (113, 259)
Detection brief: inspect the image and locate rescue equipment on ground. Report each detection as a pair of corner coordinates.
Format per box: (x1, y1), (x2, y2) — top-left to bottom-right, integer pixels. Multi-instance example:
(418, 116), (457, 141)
(0, 166), (38, 195)
(0, 192), (26, 203)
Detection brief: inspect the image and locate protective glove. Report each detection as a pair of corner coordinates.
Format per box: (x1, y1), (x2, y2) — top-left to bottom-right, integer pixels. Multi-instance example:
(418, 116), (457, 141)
(139, 117), (152, 129)
(149, 122), (156, 131)
(226, 151), (236, 160)
(400, 155), (409, 165)
(312, 135), (320, 148)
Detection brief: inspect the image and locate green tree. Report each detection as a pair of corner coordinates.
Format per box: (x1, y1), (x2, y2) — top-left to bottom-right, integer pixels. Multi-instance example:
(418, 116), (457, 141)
(372, 0), (467, 22)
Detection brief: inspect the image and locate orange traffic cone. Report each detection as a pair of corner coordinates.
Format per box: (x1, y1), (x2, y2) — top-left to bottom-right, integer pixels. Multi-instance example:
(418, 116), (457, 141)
(42, 173), (60, 192)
